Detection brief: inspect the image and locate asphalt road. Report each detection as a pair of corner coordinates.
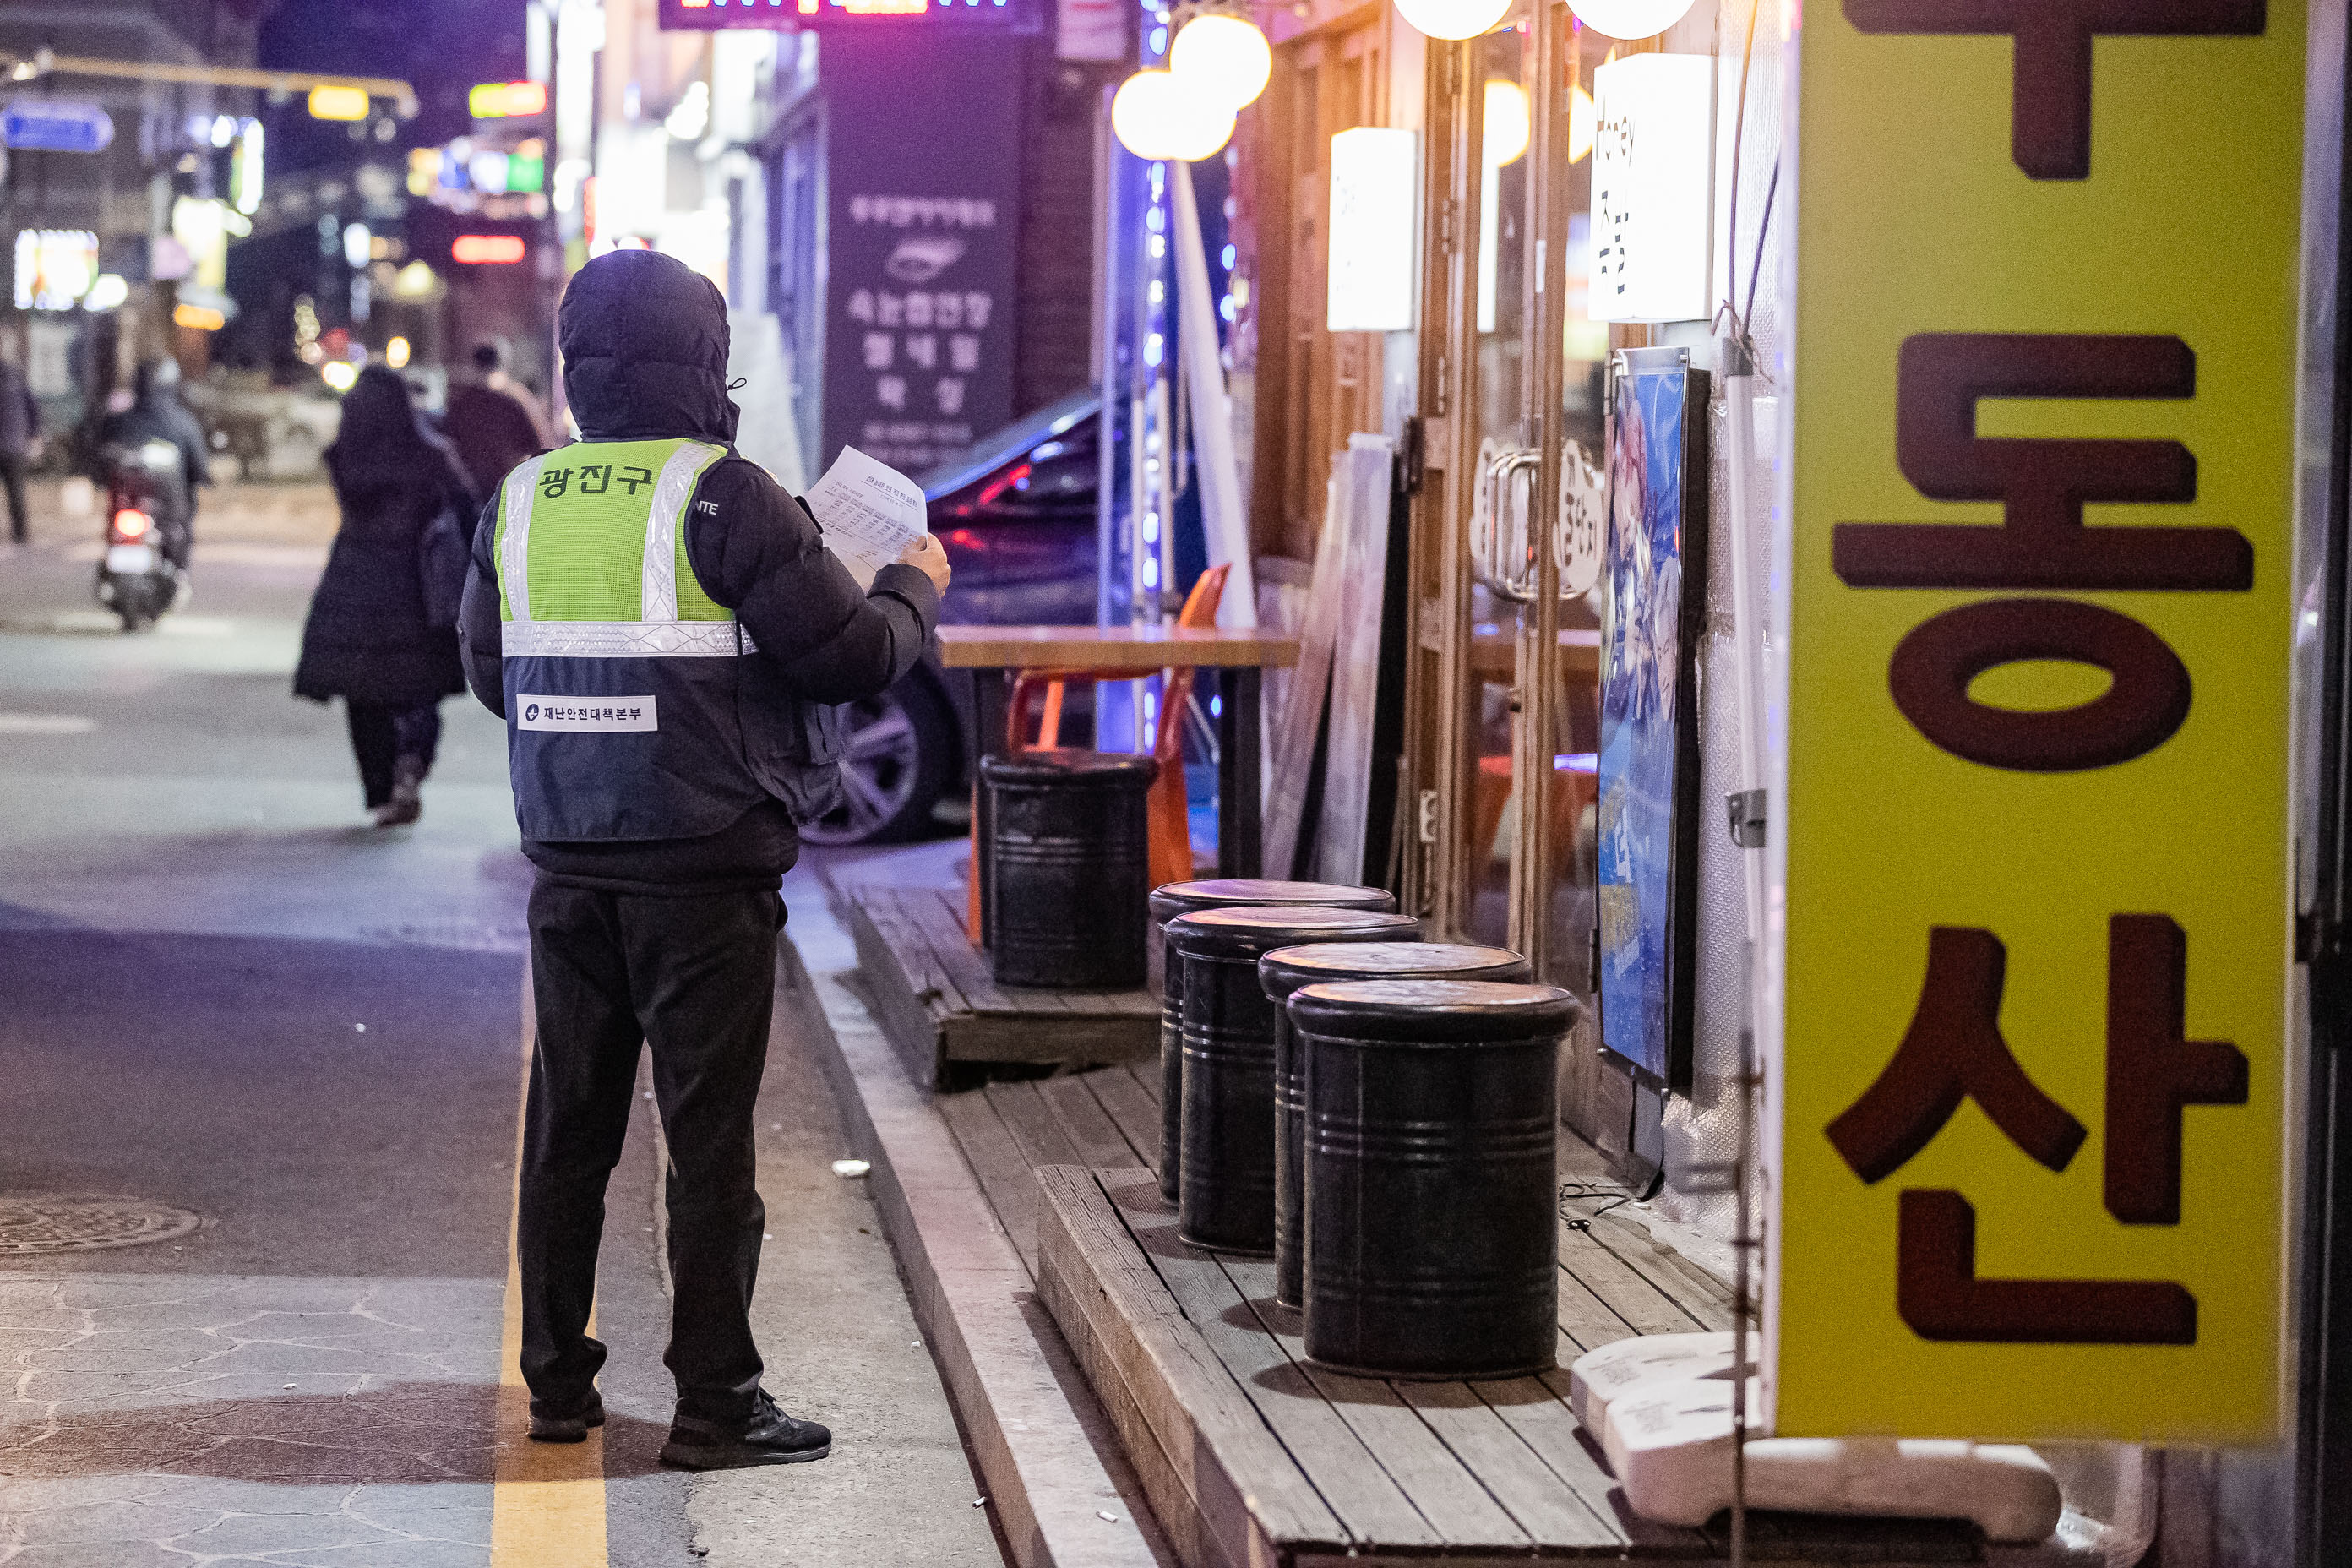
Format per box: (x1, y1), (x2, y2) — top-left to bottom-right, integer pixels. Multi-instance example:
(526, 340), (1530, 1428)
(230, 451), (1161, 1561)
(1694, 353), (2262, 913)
(0, 482), (1000, 1566)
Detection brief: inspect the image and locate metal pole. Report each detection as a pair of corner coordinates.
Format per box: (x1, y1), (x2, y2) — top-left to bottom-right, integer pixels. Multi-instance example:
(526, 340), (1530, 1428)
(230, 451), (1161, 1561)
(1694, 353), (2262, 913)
(1168, 157), (1256, 628)
(1, 51), (419, 117)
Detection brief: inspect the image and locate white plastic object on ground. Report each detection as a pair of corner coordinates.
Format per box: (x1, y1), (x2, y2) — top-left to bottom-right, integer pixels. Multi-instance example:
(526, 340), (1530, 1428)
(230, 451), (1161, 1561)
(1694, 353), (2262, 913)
(1571, 1337), (2063, 1543)
(1566, 1330), (1734, 1436)
(831, 1158), (872, 1178)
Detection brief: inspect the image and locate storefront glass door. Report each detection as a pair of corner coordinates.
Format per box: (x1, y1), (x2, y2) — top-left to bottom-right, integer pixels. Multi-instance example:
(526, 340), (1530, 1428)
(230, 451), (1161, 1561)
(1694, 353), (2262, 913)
(1536, 21), (1606, 999)
(1452, 16), (1534, 950)
(1442, 1), (1604, 1004)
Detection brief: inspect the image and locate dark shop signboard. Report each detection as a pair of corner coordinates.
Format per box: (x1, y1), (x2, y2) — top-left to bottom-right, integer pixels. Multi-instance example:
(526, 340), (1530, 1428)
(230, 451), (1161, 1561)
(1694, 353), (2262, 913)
(818, 35), (1023, 475)
(1776, 0), (2302, 1441)
(657, 0), (1034, 33)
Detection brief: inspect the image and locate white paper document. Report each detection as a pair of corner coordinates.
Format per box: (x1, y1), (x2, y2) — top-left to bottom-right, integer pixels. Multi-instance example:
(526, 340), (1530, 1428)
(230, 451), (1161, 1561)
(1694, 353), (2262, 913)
(806, 445), (928, 590)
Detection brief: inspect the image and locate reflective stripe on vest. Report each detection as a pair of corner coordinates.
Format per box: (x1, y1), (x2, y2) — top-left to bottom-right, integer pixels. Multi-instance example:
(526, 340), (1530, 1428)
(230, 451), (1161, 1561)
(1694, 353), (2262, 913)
(495, 438), (732, 650)
(492, 436), (792, 841)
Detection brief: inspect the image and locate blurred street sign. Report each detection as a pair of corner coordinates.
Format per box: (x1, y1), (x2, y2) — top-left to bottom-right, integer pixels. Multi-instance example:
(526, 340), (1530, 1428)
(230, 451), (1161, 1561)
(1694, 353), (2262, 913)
(306, 84), (370, 121)
(470, 81), (547, 118)
(452, 234), (528, 264)
(0, 100), (114, 154)
(658, 0), (1035, 29)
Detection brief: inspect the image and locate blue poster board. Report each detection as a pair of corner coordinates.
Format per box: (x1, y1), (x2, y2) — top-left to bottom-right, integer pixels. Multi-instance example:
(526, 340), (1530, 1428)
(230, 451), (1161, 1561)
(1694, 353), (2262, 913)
(1597, 347), (1707, 1087)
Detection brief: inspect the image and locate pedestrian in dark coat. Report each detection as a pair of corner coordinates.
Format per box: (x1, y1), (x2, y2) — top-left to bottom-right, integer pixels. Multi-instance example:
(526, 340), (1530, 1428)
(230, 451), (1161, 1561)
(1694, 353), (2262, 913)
(0, 330), (41, 546)
(296, 367), (478, 826)
(444, 338), (553, 500)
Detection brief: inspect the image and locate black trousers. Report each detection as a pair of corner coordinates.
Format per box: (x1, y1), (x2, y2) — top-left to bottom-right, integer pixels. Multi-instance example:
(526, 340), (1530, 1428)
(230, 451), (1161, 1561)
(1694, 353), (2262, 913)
(344, 700), (442, 808)
(519, 879), (781, 1423)
(1, 451), (24, 544)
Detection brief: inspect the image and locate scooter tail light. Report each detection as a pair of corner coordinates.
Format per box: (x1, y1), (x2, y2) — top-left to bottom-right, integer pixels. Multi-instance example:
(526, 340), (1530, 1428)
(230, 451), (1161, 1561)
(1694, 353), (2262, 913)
(112, 509), (152, 540)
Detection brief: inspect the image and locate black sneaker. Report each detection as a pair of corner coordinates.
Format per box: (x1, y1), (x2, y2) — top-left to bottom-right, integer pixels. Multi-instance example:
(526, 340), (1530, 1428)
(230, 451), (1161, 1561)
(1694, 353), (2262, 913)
(659, 1390), (830, 1470)
(528, 1391), (606, 1443)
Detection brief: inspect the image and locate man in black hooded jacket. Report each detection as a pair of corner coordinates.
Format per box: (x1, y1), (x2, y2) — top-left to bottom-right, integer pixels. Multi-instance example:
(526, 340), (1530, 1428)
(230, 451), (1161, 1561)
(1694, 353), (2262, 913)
(457, 249), (949, 1468)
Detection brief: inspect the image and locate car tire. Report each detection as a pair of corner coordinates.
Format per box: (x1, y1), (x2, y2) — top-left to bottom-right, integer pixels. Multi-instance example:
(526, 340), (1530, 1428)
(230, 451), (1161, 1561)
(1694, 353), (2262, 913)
(799, 672), (958, 847)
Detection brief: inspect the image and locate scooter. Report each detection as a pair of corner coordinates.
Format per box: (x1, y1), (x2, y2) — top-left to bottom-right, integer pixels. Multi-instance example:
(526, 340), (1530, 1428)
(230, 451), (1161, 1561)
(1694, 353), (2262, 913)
(93, 439), (190, 633)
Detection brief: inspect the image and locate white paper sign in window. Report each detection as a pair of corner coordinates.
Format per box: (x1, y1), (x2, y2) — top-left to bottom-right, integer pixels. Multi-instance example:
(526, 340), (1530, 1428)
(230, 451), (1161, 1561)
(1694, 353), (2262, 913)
(1326, 128), (1418, 334)
(1587, 54), (1713, 324)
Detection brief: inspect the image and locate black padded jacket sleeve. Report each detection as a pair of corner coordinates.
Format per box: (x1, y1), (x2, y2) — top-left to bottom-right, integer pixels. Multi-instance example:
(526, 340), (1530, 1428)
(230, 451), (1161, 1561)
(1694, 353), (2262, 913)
(682, 456), (940, 703)
(458, 497), (505, 718)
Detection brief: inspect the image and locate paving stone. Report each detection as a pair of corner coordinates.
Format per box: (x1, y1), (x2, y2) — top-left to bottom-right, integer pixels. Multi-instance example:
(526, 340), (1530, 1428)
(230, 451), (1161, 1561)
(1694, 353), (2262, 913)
(10, 1497), (226, 1544)
(339, 1486), (496, 1548)
(3, 1542), (208, 1567)
(242, 1538), (492, 1568)
(167, 1507), (417, 1556)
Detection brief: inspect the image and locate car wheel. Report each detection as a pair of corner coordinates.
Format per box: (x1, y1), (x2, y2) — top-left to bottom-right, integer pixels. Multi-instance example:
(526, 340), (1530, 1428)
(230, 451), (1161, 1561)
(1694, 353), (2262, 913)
(800, 674), (957, 847)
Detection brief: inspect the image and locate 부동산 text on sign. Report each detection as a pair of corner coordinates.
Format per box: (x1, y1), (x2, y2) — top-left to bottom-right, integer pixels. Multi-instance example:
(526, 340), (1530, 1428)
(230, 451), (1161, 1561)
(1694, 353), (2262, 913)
(1774, 0), (2304, 1443)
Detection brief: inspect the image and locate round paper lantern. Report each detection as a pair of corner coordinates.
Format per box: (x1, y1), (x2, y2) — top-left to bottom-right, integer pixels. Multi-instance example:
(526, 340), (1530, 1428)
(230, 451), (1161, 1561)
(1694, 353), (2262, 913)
(1112, 68), (1239, 162)
(1394, 0), (1511, 42)
(1170, 14), (1272, 112)
(1483, 79), (1530, 166)
(1567, 0), (1697, 39)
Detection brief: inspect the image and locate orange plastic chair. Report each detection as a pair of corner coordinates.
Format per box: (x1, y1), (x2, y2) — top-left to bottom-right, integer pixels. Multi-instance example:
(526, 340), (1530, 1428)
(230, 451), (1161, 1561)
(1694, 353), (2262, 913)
(967, 564), (1232, 939)
(1469, 752), (1598, 868)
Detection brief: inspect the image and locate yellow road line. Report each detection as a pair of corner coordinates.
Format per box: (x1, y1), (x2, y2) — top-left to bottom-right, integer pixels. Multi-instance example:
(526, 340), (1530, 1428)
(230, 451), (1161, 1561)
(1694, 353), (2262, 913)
(491, 961), (610, 1567)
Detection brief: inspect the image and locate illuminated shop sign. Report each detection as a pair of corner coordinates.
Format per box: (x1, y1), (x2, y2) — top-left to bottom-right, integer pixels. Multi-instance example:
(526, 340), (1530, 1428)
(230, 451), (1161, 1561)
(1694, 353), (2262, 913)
(408, 138), (548, 218)
(657, 0), (1023, 28)
(307, 85), (371, 122)
(1326, 128), (1417, 332)
(13, 230), (98, 310)
(452, 234), (528, 264)
(470, 81), (548, 119)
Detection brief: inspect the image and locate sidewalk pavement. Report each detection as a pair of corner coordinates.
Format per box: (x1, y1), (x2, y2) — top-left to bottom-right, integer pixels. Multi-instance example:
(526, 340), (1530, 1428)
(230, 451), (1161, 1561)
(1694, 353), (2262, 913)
(0, 486), (1011, 1568)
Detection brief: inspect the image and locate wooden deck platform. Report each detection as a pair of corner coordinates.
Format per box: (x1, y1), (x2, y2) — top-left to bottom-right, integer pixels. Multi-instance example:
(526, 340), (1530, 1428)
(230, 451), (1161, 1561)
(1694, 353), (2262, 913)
(835, 877), (1158, 1089)
(920, 1060), (2089, 1568)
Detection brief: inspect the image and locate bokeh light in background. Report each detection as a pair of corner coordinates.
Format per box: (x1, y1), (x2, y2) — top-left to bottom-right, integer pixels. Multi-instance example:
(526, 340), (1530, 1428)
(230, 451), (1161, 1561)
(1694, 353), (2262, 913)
(1168, 14), (1271, 112)
(1110, 69), (1235, 163)
(1394, 0), (1510, 41)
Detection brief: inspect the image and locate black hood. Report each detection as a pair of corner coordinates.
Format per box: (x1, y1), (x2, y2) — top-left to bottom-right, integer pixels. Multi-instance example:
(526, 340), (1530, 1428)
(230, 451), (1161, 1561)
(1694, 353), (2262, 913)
(558, 249), (738, 444)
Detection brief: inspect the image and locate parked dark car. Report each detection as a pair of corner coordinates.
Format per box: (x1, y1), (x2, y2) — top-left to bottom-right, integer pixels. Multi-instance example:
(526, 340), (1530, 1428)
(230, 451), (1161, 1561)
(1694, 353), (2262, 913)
(798, 388), (1102, 846)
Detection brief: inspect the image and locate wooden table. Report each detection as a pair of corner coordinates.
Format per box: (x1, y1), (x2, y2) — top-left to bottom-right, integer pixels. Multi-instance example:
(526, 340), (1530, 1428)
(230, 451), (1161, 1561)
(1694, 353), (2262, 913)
(937, 624), (1302, 900)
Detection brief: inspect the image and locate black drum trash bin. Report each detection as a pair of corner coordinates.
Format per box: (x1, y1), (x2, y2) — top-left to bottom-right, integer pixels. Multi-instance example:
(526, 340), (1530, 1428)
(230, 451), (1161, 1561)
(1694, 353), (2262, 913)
(1166, 906), (1420, 1253)
(1257, 944), (1529, 1309)
(979, 749), (1159, 988)
(1289, 978), (1576, 1380)
(1147, 880), (1396, 1202)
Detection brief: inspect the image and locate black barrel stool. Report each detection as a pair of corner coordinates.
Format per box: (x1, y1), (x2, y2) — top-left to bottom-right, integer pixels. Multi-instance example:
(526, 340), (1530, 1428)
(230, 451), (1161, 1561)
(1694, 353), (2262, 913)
(1257, 943), (1529, 1309)
(1288, 977), (1576, 1380)
(978, 749), (1159, 988)
(1165, 905), (1420, 1254)
(1146, 880), (1396, 1202)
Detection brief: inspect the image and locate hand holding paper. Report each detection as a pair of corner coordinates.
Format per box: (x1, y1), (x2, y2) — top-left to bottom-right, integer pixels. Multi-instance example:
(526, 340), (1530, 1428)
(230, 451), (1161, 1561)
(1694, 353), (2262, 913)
(897, 532), (952, 595)
(804, 445), (929, 590)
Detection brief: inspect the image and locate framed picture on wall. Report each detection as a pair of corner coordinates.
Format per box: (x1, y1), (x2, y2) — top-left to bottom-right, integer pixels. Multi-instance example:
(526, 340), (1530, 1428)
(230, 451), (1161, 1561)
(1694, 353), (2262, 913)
(1597, 345), (1711, 1098)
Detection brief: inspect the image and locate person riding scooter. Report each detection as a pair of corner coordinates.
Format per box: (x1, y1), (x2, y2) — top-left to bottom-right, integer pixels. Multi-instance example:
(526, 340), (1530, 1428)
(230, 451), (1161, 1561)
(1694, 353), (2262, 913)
(95, 361), (210, 572)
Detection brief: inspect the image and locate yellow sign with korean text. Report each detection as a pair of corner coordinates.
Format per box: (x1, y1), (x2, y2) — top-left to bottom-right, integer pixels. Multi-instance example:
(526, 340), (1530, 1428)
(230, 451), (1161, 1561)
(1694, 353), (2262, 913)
(1773, 0), (2306, 1440)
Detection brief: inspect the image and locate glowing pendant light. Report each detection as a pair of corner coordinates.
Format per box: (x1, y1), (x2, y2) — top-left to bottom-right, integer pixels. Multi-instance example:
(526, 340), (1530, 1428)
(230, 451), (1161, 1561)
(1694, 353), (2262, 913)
(1394, 0), (1511, 42)
(1565, 0), (1698, 39)
(1482, 78), (1530, 166)
(1112, 68), (1238, 162)
(1568, 83), (1596, 162)
(1170, 13), (1272, 112)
